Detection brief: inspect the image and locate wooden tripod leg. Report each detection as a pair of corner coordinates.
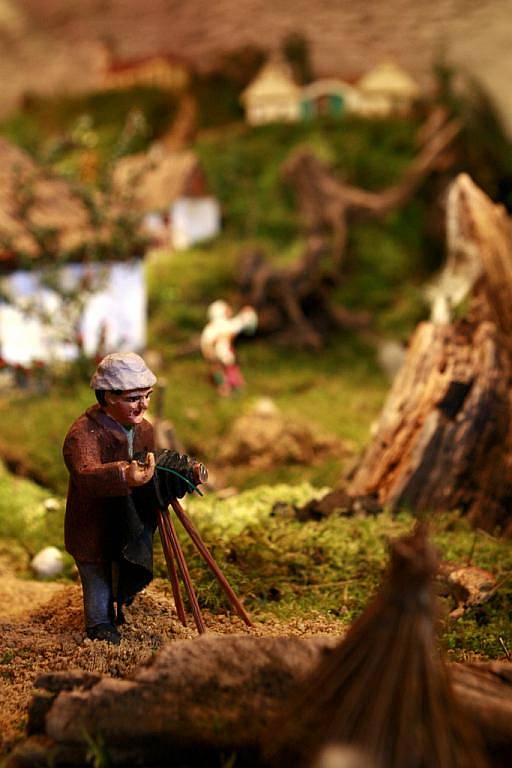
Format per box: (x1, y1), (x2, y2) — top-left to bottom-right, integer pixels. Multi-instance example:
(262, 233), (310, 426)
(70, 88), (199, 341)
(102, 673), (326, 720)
(157, 509), (187, 626)
(170, 499), (254, 627)
(161, 506), (206, 634)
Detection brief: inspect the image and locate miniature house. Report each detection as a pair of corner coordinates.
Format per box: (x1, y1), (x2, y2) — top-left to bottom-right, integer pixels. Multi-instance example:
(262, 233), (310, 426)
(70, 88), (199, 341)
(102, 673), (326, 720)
(0, 139), (147, 365)
(355, 61), (421, 117)
(241, 59), (302, 125)
(114, 146), (221, 250)
(242, 59), (421, 125)
(0, 262), (146, 365)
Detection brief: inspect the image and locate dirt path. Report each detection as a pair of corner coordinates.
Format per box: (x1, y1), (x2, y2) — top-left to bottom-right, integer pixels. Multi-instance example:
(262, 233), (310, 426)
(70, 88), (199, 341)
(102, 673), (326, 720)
(0, 566), (341, 758)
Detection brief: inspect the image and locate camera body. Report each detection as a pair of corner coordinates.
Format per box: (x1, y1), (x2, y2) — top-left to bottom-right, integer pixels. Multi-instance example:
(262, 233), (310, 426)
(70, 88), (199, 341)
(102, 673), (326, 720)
(135, 449), (208, 507)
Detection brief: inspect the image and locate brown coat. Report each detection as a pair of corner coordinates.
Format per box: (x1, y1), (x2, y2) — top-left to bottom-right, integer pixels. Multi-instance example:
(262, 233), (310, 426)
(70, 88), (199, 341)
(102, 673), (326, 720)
(63, 404), (156, 563)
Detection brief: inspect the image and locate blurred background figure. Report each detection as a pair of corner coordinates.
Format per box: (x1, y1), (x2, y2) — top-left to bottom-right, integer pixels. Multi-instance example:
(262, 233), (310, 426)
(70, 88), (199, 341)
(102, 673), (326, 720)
(200, 300), (257, 396)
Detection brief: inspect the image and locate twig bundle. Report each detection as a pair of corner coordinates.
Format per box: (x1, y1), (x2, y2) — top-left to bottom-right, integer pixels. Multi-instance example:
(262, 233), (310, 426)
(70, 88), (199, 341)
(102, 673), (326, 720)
(266, 523), (488, 768)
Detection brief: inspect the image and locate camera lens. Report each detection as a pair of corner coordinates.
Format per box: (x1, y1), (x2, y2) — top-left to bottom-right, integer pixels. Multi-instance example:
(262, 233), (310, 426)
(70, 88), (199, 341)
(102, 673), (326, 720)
(193, 463), (208, 484)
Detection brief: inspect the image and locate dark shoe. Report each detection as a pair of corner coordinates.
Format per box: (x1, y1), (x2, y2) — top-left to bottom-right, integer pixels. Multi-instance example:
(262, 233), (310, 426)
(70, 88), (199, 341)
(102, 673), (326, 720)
(115, 604), (126, 626)
(86, 623), (121, 645)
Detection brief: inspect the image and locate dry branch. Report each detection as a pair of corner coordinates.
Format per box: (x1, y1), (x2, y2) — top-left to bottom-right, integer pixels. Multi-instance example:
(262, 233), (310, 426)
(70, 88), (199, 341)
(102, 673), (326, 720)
(238, 114), (460, 347)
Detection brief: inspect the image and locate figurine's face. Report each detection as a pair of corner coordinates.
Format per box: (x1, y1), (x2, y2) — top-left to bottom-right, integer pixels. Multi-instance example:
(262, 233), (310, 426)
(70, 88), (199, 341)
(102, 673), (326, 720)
(105, 388), (153, 426)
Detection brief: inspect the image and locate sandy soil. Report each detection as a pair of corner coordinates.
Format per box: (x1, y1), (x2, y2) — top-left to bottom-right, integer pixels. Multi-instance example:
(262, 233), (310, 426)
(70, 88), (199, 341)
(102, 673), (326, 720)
(0, 561), (341, 758)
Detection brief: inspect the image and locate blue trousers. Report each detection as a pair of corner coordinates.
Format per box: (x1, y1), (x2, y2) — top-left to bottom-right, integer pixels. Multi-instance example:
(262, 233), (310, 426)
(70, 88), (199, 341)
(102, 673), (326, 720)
(76, 561), (118, 629)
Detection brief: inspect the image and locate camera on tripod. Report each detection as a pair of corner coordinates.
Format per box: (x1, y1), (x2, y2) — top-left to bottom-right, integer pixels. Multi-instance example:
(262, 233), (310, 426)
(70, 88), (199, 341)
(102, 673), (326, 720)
(155, 449), (208, 503)
(135, 449), (208, 507)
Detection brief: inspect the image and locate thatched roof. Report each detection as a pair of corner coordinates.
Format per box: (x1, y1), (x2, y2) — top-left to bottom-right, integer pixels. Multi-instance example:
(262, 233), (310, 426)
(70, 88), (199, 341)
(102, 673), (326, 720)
(113, 147), (207, 213)
(0, 139), (143, 268)
(358, 61), (420, 99)
(241, 60), (300, 104)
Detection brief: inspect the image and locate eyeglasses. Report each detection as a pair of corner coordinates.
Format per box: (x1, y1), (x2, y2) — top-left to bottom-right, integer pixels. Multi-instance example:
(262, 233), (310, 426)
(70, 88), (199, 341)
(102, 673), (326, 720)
(117, 390), (153, 404)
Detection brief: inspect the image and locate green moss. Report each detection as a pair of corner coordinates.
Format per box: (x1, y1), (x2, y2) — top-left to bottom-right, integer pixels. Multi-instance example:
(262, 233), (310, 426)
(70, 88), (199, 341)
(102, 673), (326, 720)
(0, 383), (93, 494)
(0, 459), (508, 661)
(153, 490), (512, 660)
(0, 460), (71, 573)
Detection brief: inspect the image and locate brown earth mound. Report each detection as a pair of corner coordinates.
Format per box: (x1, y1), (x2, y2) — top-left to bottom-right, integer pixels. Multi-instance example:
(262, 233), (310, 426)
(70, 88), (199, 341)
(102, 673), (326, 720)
(217, 398), (349, 470)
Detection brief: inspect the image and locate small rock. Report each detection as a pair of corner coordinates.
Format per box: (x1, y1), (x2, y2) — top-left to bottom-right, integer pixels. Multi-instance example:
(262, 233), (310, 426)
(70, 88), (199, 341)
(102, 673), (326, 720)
(31, 546), (64, 578)
(448, 566), (496, 610)
(43, 498), (60, 512)
(251, 397), (279, 418)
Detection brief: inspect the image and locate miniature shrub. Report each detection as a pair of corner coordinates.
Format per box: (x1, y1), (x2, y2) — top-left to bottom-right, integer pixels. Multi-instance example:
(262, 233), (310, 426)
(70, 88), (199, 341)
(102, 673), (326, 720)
(0, 87), (178, 170)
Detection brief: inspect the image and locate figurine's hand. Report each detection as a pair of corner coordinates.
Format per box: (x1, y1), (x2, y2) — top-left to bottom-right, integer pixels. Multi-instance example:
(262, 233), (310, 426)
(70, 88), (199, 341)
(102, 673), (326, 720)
(124, 452), (155, 487)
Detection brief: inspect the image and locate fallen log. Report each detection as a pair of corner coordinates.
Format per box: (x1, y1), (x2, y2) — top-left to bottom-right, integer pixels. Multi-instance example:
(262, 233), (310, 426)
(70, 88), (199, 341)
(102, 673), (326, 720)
(5, 636), (512, 767)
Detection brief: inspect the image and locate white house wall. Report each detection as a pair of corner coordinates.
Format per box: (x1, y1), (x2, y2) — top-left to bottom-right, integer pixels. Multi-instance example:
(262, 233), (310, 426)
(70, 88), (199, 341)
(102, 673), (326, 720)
(0, 259), (147, 365)
(170, 197), (221, 250)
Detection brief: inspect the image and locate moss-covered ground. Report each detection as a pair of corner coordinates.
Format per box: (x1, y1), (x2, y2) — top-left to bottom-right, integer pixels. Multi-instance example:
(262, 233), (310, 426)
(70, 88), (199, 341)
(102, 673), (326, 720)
(0, 102), (510, 664)
(1, 470), (510, 662)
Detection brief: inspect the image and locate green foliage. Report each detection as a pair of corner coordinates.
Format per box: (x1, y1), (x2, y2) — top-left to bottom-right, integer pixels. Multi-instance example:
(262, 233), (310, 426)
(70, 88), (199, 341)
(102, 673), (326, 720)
(0, 114), (150, 267)
(190, 45), (265, 129)
(194, 116), (433, 335)
(0, 454), (509, 662)
(0, 383), (94, 494)
(191, 73), (244, 129)
(0, 322), (385, 497)
(83, 730), (112, 768)
(147, 242), (240, 344)
(0, 112), (458, 490)
(196, 117), (422, 245)
(153, 488), (512, 660)
(0, 87), (177, 168)
(0, 461), (69, 568)
(0, 71), (510, 675)
(337, 204), (430, 335)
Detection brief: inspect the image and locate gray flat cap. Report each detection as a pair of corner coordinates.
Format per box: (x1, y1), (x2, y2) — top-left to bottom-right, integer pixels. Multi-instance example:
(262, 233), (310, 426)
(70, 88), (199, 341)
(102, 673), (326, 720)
(90, 352), (157, 391)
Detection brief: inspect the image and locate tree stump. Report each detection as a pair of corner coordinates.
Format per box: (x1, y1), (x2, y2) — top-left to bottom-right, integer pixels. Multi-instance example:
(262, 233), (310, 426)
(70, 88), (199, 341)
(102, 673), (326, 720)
(348, 319), (512, 530)
(347, 174), (512, 533)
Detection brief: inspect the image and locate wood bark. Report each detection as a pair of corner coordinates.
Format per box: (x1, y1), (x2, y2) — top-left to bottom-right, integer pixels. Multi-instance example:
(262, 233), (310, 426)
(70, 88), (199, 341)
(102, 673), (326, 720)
(5, 637), (512, 768)
(348, 319), (512, 529)
(346, 174), (512, 533)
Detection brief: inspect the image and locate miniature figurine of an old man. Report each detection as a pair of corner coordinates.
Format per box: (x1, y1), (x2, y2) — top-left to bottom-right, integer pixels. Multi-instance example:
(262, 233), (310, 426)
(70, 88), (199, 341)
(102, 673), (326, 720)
(63, 352), (158, 644)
